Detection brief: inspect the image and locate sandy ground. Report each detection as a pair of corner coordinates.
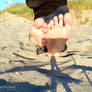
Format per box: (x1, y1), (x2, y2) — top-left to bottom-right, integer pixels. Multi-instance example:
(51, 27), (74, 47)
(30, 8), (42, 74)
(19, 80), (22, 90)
(0, 12), (92, 92)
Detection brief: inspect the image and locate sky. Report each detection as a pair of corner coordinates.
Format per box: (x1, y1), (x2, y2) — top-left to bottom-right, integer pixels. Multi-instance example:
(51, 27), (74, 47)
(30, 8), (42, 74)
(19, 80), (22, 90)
(0, 0), (26, 11)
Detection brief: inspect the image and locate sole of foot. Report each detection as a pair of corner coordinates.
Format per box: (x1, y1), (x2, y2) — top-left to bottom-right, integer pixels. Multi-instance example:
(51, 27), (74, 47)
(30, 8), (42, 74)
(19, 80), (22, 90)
(45, 13), (72, 57)
(29, 18), (48, 47)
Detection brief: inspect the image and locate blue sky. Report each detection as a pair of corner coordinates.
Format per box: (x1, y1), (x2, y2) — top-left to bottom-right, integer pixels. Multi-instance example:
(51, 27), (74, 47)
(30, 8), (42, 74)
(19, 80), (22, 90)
(0, 0), (26, 11)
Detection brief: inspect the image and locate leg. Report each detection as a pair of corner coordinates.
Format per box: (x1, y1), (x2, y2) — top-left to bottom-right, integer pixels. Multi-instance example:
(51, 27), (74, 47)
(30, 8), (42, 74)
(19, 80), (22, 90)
(35, 5), (70, 55)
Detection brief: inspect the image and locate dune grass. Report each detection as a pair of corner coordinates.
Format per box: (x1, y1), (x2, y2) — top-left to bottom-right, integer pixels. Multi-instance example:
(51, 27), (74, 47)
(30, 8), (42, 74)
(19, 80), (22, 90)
(68, 0), (92, 18)
(0, 4), (34, 20)
(0, 0), (92, 20)
(68, 0), (92, 10)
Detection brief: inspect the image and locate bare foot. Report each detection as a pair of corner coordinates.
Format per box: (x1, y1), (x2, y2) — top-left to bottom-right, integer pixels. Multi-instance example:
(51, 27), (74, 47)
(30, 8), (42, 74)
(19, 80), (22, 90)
(45, 13), (72, 57)
(29, 18), (48, 47)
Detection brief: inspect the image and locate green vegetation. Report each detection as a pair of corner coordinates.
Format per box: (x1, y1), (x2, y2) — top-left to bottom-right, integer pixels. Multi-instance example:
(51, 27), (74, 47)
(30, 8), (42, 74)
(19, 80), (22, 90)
(0, 4), (34, 20)
(68, 0), (92, 16)
(80, 17), (90, 25)
(0, 0), (92, 20)
(68, 0), (92, 19)
(68, 0), (92, 10)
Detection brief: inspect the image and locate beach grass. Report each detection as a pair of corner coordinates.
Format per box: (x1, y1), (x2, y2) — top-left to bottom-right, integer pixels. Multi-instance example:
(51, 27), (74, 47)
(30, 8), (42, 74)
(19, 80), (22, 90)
(68, 0), (92, 10)
(0, 0), (92, 20)
(0, 4), (34, 20)
(68, 0), (92, 16)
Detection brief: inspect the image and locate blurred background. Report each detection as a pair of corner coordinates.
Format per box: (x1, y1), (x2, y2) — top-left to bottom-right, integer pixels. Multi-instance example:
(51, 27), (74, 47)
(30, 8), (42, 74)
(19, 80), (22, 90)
(0, 0), (92, 25)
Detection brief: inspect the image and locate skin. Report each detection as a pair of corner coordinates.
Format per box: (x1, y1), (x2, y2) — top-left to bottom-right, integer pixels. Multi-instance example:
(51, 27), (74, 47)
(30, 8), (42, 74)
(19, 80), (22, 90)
(29, 13), (73, 57)
(29, 18), (48, 47)
(45, 13), (72, 57)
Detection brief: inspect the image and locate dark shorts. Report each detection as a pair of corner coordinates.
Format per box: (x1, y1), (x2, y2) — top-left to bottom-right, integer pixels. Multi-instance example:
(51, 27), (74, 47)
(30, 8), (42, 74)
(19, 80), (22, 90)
(26, 0), (69, 23)
(26, 0), (68, 18)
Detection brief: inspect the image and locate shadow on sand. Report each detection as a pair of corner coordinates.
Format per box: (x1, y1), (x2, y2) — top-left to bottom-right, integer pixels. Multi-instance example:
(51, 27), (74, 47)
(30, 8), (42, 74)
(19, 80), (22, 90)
(0, 55), (92, 92)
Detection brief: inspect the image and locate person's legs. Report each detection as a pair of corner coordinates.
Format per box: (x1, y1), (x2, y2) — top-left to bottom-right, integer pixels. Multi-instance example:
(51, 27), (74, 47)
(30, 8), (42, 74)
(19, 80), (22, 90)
(28, 1), (72, 56)
(36, 5), (70, 55)
(29, 12), (72, 57)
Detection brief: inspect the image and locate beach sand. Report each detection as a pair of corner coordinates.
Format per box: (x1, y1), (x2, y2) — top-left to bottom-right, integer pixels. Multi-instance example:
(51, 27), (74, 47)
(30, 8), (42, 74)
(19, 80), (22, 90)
(0, 12), (92, 92)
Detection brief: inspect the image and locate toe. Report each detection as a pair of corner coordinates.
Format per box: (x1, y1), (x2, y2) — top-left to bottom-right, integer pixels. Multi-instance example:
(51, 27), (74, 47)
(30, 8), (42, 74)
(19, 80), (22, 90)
(49, 20), (54, 29)
(48, 21), (52, 29)
(64, 13), (73, 26)
(65, 24), (72, 38)
(42, 23), (48, 33)
(53, 16), (58, 26)
(58, 14), (63, 26)
(64, 13), (72, 38)
(33, 18), (44, 29)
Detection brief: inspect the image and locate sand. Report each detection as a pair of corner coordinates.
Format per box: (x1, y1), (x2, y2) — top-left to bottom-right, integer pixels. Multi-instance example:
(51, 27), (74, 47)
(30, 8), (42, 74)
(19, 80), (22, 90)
(0, 12), (92, 92)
